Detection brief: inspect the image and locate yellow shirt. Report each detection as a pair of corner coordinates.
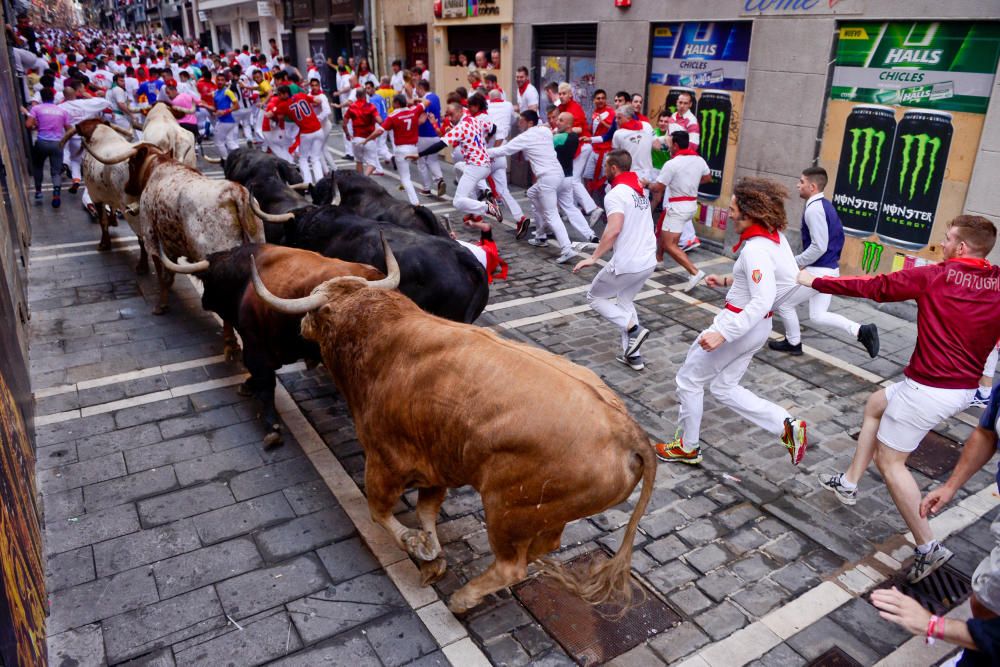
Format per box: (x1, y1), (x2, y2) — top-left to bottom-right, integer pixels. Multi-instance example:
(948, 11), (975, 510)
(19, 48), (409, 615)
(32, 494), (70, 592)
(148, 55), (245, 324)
(376, 87), (394, 111)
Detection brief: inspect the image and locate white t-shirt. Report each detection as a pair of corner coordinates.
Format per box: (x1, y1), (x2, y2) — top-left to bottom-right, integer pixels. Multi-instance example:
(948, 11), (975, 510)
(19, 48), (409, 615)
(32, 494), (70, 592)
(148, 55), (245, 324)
(612, 121), (656, 181)
(390, 70), (405, 92)
(603, 183), (658, 276)
(486, 100), (515, 144)
(656, 153), (710, 210)
(517, 83), (539, 112)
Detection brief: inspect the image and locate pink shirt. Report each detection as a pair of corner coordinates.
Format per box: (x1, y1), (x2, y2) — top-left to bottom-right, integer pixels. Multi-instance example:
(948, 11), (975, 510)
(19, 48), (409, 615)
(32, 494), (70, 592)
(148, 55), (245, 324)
(171, 93), (198, 125)
(30, 103), (72, 141)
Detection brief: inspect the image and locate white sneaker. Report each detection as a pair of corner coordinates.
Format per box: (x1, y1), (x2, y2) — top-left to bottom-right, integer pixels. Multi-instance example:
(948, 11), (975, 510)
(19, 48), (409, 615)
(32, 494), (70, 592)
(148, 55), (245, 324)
(971, 387), (992, 408)
(681, 270), (705, 292)
(588, 207), (604, 227)
(555, 248), (576, 264)
(571, 240), (598, 251)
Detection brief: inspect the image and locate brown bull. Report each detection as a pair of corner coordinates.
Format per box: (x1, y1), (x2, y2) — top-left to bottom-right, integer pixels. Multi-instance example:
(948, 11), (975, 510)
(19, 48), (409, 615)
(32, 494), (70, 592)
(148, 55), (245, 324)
(251, 239), (656, 614)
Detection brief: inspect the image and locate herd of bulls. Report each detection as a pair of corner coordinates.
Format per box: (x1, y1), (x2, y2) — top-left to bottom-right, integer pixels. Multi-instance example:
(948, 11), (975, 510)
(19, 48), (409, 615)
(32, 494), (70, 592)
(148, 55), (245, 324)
(69, 107), (657, 614)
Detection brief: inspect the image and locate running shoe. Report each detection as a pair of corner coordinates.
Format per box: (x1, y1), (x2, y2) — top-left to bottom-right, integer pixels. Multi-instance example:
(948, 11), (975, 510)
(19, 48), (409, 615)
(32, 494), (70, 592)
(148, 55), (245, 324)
(485, 198), (503, 223)
(515, 216), (531, 240)
(437, 179), (447, 197)
(681, 270), (706, 293)
(971, 387), (992, 409)
(655, 430), (702, 464)
(817, 472), (857, 506)
(528, 235), (548, 247)
(768, 338), (803, 356)
(681, 238), (702, 253)
(52, 195), (61, 209)
(572, 240), (598, 252)
(69, 179), (80, 194)
(857, 323), (880, 358)
(907, 543), (953, 584)
(417, 187), (431, 196)
(615, 353), (645, 371)
(588, 207), (604, 227)
(555, 248), (575, 264)
(781, 418), (807, 465)
(34, 192), (42, 205)
(624, 326), (650, 358)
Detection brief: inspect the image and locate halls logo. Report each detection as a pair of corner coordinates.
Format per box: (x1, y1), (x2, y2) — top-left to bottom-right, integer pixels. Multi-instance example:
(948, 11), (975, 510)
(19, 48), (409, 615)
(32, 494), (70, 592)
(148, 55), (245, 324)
(699, 109), (726, 160)
(860, 241), (884, 274)
(883, 49), (944, 66)
(847, 127), (887, 188)
(682, 44), (717, 57)
(898, 134), (942, 199)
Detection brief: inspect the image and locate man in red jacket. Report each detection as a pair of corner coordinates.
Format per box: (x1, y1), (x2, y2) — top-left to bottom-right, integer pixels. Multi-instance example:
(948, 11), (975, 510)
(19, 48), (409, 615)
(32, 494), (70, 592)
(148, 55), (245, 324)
(343, 90), (380, 175)
(801, 215), (1000, 584)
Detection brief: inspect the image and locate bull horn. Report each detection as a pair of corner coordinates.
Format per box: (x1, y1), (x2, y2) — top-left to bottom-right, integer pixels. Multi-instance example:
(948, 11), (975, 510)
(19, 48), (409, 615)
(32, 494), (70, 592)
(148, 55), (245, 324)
(289, 182), (311, 191)
(110, 124), (135, 139)
(157, 237), (209, 274)
(250, 255), (330, 314)
(83, 140), (140, 165)
(368, 234), (401, 291)
(250, 195), (296, 223)
(202, 154), (222, 164)
(59, 127), (77, 148)
(442, 214), (454, 234)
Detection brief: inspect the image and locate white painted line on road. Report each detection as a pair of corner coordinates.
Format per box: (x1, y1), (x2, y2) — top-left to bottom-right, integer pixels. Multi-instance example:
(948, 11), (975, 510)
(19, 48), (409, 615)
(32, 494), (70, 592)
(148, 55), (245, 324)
(35, 354), (226, 398)
(31, 245), (142, 262)
(32, 236), (139, 252)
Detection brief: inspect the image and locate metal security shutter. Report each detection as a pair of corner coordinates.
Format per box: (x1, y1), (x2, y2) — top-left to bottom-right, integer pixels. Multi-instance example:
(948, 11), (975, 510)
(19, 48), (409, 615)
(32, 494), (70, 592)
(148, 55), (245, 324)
(534, 24), (597, 55)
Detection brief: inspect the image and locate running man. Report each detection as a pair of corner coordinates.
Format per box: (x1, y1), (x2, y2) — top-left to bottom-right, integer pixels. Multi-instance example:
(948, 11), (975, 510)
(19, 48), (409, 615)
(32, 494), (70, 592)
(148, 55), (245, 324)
(648, 130), (709, 292)
(269, 84), (326, 184)
(770, 167), (880, 357)
(365, 94), (429, 205)
(806, 215), (1000, 583)
(573, 150), (658, 371)
(210, 72), (240, 159)
(663, 90), (701, 251)
(659, 177), (808, 466)
(343, 89), (380, 175)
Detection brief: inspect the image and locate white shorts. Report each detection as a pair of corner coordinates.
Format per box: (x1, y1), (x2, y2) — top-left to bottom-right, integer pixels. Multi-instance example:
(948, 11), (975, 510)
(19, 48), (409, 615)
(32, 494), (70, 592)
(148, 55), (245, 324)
(663, 203), (697, 234)
(879, 378), (976, 453)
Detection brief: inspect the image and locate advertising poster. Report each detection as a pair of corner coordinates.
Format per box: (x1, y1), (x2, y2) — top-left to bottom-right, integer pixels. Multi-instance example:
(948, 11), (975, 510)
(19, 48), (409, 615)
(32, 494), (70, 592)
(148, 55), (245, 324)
(647, 22), (752, 241)
(821, 21), (1000, 275)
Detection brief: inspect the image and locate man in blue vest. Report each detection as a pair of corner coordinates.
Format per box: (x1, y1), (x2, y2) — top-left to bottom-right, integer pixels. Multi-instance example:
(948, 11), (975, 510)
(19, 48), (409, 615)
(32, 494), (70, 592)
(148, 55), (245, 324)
(770, 167), (880, 357)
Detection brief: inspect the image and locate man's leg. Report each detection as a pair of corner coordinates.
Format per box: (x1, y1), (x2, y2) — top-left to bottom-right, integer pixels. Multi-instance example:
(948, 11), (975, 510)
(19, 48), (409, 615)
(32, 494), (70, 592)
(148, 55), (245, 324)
(586, 265), (653, 338)
(874, 444), (933, 545)
(843, 388), (889, 486)
(490, 158), (523, 219)
(536, 176), (571, 251)
(660, 229), (701, 281)
(571, 143), (598, 214)
(453, 166), (489, 217)
(558, 178), (597, 241)
(395, 145), (419, 205)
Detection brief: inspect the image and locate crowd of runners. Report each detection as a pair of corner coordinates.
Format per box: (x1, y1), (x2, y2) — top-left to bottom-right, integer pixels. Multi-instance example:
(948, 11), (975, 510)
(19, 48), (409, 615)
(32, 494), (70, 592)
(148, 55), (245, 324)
(10, 20), (1000, 661)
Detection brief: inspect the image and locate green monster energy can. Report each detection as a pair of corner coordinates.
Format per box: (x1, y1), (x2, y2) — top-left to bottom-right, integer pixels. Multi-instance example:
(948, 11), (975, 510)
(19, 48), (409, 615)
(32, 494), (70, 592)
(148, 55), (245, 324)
(876, 109), (953, 250)
(665, 87), (697, 117)
(831, 105), (896, 238)
(696, 90), (731, 200)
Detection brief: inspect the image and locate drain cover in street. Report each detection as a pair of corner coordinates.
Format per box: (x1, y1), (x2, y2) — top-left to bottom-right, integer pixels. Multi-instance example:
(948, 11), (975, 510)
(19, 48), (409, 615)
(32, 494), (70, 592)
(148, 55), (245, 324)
(851, 430), (961, 480)
(808, 646), (862, 667)
(512, 550), (679, 666)
(868, 564), (972, 616)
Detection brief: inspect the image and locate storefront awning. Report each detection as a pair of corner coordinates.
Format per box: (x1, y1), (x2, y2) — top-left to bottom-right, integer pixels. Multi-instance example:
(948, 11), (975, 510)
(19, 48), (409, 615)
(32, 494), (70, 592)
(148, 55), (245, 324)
(197, 0), (252, 10)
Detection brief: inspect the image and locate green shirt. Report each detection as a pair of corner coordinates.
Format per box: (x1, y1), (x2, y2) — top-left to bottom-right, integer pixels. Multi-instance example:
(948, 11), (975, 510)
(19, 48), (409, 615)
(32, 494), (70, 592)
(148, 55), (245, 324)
(651, 128), (670, 171)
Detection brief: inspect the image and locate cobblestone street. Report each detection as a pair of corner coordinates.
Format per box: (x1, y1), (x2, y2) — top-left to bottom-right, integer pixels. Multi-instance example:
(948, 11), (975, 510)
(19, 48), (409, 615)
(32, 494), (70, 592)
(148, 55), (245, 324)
(34, 140), (999, 666)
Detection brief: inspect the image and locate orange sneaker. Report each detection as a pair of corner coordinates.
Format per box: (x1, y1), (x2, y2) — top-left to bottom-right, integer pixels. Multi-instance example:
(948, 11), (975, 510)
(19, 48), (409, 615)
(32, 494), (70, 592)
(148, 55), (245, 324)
(655, 430), (702, 465)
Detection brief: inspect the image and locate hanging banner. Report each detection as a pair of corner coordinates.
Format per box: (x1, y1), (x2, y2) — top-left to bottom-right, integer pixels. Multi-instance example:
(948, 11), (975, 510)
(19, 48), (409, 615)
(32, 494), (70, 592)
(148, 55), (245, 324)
(821, 20), (999, 274)
(649, 22), (752, 91)
(830, 22), (1000, 114)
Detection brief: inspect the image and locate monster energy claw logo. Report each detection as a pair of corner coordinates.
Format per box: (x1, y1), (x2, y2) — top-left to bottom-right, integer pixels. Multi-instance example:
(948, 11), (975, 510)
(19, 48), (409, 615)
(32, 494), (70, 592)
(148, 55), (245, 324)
(861, 241), (884, 275)
(898, 134), (942, 199)
(847, 128), (886, 188)
(700, 109), (726, 160)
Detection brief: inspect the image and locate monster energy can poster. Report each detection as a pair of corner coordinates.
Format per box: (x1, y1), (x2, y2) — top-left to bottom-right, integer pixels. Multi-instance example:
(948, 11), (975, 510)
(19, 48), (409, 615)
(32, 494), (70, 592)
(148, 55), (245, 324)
(819, 20), (999, 276)
(646, 22), (751, 240)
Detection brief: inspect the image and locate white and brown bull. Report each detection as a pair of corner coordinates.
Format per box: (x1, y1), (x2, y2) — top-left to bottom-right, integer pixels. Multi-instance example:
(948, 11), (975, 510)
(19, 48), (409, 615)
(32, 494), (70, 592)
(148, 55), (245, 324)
(141, 102), (197, 168)
(67, 119), (146, 267)
(251, 239), (657, 614)
(88, 143), (265, 359)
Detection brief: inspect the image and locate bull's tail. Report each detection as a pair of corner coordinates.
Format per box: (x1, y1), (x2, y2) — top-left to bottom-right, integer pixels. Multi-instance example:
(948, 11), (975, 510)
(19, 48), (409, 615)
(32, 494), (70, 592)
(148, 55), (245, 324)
(540, 435), (657, 612)
(235, 190), (260, 242)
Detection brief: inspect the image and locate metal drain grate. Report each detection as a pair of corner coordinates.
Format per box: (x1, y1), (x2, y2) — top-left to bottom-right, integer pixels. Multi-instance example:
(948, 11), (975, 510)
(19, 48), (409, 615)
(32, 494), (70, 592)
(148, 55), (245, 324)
(868, 564), (972, 616)
(850, 430), (962, 480)
(512, 550), (680, 666)
(808, 646), (863, 667)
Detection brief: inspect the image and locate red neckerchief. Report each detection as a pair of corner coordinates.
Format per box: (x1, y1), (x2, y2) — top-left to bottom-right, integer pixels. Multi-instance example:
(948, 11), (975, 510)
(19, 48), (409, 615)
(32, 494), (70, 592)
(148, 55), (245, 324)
(518, 81), (528, 95)
(731, 223), (780, 253)
(673, 147), (699, 157)
(948, 257), (992, 269)
(611, 171), (644, 196)
(620, 119), (643, 131)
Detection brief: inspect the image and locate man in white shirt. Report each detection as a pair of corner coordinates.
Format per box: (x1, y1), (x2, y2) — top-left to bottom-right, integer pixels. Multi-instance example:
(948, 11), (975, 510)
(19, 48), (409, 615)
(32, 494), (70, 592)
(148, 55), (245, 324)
(648, 131), (709, 291)
(659, 90), (702, 251)
(659, 177), (808, 467)
(487, 110), (575, 263)
(236, 46), (252, 71)
(106, 73), (135, 132)
(415, 59), (431, 82)
(515, 67), (539, 115)
(611, 106), (656, 182)
(572, 149), (658, 371)
(390, 60), (405, 92)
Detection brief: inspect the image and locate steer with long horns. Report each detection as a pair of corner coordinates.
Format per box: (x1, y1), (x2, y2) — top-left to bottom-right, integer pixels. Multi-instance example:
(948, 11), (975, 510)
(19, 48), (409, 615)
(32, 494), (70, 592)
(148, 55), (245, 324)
(141, 102), (198, 168)
(251, 238), (657, 614)
(87, 143), (269, 359)
(158, 242), (383, 447)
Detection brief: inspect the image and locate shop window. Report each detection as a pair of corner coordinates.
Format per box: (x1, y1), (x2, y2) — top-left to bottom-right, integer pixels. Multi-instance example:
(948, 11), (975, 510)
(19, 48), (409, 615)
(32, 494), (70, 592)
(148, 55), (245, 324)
(444, 24), (501, 93)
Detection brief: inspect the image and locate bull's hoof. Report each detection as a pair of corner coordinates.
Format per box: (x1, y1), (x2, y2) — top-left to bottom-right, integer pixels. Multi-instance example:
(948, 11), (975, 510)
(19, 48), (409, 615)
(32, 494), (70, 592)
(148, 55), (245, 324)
(237, 380), (254, 397)
(223, 343), (242, 362)
(401, 529), (440, 562)
(304, 358), (320, 370)
(419, 557), (448, 586)
(135, 262), (149, 276)
(263, 430), (284, 449)
(97, 241), (112, 252)
(447, 590), (481, 615)
(152, 304), (169, 316)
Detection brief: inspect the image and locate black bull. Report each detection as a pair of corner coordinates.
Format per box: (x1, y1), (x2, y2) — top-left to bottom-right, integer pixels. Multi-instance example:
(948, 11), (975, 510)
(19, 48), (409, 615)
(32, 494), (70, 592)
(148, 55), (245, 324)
(196, 213), (488, 445)
(222, 147), (310, 243)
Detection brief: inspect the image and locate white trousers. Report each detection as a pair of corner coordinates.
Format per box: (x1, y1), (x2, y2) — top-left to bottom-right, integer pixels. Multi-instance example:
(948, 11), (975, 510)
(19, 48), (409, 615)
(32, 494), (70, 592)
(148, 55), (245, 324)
(352, 138), (379, 171)
(489, 156), (523, 219)
(214, 122), (240, 158)
(676, 317), (791, 445)
(232, 107), (253, 140)
(557, 177), (595, 240)
(394, 144), (419, 205)
(571, 143), (597, 214)
(454, 163), (491, 216)
(298, 130), (327, 184)
(774, 266), (859, 345)
(377, 132), (392, 161)
(527, 173), (570, 251)
(263, 129), (295, 163)
(587, 264), (655, 347)
(416, 136), (444, 189)
(65, 136), (84, 180)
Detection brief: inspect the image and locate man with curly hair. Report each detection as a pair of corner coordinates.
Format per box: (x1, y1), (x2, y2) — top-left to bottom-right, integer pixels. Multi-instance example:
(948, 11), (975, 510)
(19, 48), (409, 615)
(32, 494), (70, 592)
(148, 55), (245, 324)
(658, 177), (808, 466)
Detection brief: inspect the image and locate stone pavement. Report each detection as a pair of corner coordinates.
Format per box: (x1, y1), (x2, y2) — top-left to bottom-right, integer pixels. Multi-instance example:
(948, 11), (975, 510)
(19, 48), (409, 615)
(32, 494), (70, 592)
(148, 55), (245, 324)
(33, 136), (999, 666)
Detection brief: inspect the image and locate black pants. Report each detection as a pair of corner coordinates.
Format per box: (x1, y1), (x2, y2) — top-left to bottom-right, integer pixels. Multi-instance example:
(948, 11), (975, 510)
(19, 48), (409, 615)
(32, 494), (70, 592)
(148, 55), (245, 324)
(32, 139), (63, 193)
